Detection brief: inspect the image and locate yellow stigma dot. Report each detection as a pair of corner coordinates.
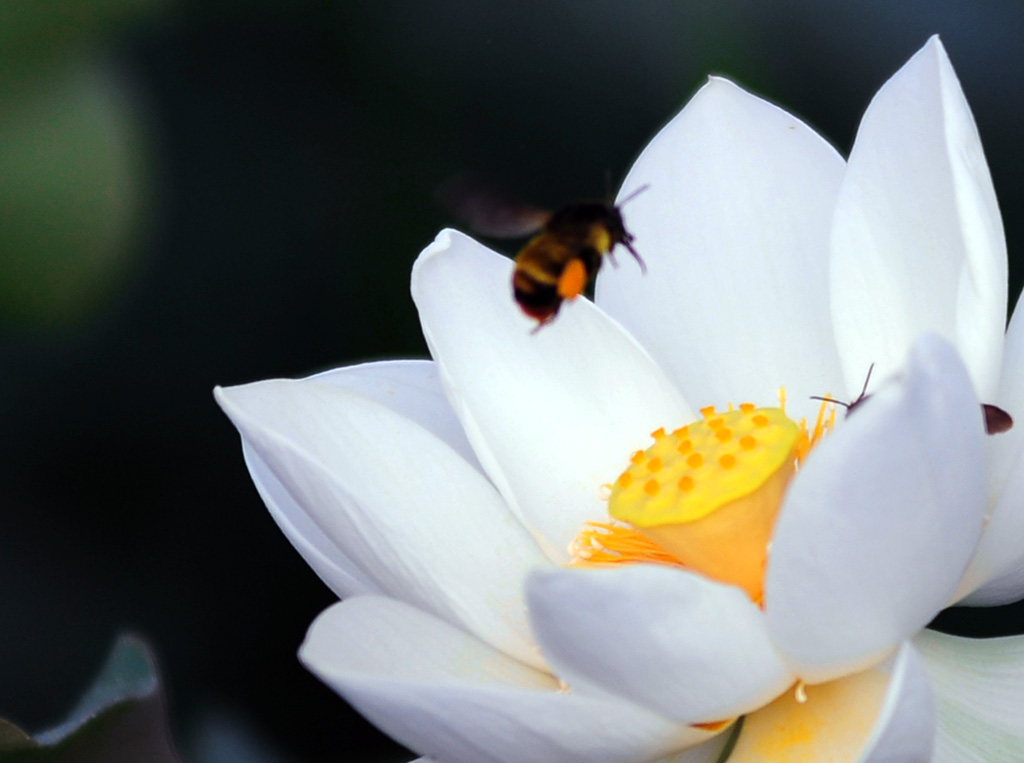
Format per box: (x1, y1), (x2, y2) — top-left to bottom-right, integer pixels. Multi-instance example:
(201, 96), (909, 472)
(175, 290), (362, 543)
(608, 404), (800, 602)
(651, 427), (667, 440)
(740, 402), (755, 413)
(617, 472), (632, 488)
(700, 406), (716, 418)
(631, 450), (645, 465)
(673, 425), (690, 438)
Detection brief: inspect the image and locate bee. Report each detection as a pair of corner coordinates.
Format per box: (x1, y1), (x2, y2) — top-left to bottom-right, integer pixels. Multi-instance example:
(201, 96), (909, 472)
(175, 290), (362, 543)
(438, 174), (647, 328)
(812, 363), (1013, 435)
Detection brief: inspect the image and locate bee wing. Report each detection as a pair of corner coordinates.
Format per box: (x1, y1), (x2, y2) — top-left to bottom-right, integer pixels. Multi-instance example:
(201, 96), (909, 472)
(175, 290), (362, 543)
(436, 173), (551, 238)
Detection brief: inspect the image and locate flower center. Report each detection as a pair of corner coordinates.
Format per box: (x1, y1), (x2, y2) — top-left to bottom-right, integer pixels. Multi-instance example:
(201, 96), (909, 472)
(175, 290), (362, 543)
(572, 399), (834, 602)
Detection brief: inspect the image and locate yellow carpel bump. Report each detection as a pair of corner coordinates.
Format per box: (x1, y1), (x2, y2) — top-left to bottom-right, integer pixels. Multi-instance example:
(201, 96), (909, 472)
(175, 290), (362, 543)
(608, 406), (799, 601)
(557, 257), (588, 299)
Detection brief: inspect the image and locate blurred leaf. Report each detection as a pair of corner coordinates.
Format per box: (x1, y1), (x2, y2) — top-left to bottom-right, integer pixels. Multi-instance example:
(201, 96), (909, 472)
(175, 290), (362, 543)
(0, 1), (168, 71)
(0, 635), (180, 762)
(0, 60), (151, 329)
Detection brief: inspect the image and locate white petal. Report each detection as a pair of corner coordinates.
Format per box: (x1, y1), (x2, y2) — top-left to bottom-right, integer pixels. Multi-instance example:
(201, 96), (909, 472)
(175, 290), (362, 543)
(412, 230), (693, 561)
(308, 359), (483, 471)
(727, 643), (934, 762)
(861, 642), (936, 763)
(225, 360), (478, 600)
(765, 334), (986, 682)
(956, 441), (1024, 605)
(215, 379), (550, 668)
(988, 291), (1024, 495)
(595, 76), (846, 421)
(525, 565), (792, 723)
(830, 36), (1007, 401)
(916, 630), (1024, 762)
(301, 597), (718, 763)
(242, 440), (376, 598)
(958, 292), (1024, 604)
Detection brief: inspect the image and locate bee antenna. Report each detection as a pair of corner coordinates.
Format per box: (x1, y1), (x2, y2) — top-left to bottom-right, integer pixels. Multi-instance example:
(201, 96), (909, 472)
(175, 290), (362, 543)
(618, 183), (650, 207)
(859, 363), (875, 400)
(809, 395), (850, 409)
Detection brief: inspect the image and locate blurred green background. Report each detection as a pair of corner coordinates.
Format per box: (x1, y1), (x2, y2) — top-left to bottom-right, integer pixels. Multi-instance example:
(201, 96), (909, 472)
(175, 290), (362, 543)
(1, 1), (1022, 760)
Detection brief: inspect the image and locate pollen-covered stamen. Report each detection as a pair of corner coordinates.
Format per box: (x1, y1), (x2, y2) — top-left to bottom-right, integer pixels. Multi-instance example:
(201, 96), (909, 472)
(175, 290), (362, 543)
(607, 405), (800, 602)
(569, 522), (688, 569)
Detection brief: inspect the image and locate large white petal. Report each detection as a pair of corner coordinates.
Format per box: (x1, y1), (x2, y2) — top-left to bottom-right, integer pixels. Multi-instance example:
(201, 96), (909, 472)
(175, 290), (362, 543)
(727, 642), (934, 762)
(242, 440), (377, 598)
(958, 293), (1024, 604)
(412, 230), (693, 562)
(831, 36), (1007, 401)
(301, 597), (718, 763)
(595, 76), (846, 422)
(215, 379), (550, 668)
(234, 359), (476, 601)
(308, 359), (483, 471)
(765, 334), (986, 682)
(525, 565), (792, 723)
(916, 630), (1024, 762)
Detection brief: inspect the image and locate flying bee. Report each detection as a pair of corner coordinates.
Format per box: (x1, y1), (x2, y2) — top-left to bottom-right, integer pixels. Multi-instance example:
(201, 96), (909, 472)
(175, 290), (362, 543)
(811, 363), (1013, 435)
(438, 174), (647, 328)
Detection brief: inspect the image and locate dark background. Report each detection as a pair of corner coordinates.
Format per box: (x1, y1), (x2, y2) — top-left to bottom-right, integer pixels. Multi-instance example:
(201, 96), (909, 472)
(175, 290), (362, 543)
(1, 2), (1023, 760)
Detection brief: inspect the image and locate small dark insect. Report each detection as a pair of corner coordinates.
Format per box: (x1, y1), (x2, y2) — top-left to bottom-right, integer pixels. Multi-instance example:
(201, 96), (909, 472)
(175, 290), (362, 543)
(811, 363), (1013, 435)
(438, 174), (647, 328)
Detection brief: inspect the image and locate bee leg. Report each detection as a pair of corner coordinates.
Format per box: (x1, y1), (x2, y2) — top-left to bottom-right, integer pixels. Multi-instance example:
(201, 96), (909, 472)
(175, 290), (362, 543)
(623, 240), (646, 274)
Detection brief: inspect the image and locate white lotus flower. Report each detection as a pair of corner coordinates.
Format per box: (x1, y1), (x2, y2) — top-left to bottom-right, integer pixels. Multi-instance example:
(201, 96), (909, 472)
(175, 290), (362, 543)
(216, 36), (1024, 762)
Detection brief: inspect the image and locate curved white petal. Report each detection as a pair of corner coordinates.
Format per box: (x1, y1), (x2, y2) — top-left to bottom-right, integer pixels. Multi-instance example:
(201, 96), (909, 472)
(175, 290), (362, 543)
(412, 230), (693, 561)
(215, 379), (550, 668)
(988, 292), (1024, 495)
(958, 293), (1024, 604)
(956, 442), (1024, 605)
(225, 360), (480, 600)
(728, 642), (934, 762)
(242, 440), (377, 598)
(916, 630), (1024, 762)
(301, 597), (719, 763)
(765, 334), (986, 682)
(861, 642), (936, 763)
(831, 36), (1007, 401)
(595, 76), (846, 422)
(525, 565), (792, 723)
(308, 359), (483, 471)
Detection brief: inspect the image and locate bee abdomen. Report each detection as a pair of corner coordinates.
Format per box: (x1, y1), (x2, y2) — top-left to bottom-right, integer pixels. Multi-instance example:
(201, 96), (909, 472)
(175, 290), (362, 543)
(512, 268), (559, 320)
